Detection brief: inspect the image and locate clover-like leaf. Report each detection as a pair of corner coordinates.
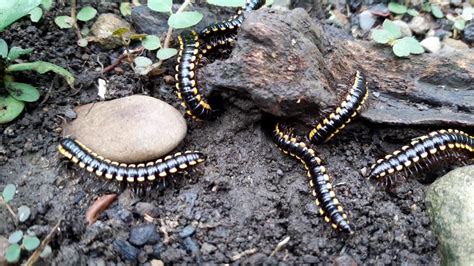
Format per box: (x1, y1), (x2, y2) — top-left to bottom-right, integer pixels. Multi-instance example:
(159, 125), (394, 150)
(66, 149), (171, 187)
(41, 0), (53, 10)
(2, 184), (16, 202)
(120, 2), (132, 16)
(168, 11), (203, 29)
(382, 19), (401, 39)
(134, 56), (153, 75)
(372, 29), (392, 44)
(388, 2), (407, 14)
(18, 205), (31, 222)
(407, 9), (419, 17)
(462, 7), (473, 21)
(0, 0), (41, 31)
(5, 82), (40, 102)
(404, 37), (424, 54)
(156, 48), (178, 60)
(0, 96), (25, 124)
(0, 38), (8, 58)
(393, 38), (411, 57)
(148, 0), (172, 12)
(454, 19), (465, 31)
(207, 0), (246, 7)
(8, 230), (23, 244)
(29, 7), (43, 22)
(54, 15), (73, 28)
(431, 4), (443, 18)
(7, 46), (33, 61)
(5, 244), (21, 263)
(23, 235), (40, 251)
(142, 35), (161, 50)
(77, 6), (97, 21)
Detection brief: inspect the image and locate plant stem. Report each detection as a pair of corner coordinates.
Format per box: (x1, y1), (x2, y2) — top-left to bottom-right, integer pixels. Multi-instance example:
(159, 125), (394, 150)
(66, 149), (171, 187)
(70, 0), (83, 40)
(25, 218), (63, 266)
(0, 197), (17, 222)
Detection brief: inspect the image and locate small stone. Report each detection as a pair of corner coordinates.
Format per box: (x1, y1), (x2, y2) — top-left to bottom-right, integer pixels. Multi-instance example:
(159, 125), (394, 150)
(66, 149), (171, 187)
(200, 243), (217, 254)
(0, 236), (8, 263)
(90, 13), (136, 49)
(359, 10), (376, 31)
(63, 107), (77, 120)
(302, 254), (319, 263)
(392, 20), (412, 37)
(64, 95), (187, 163)
(179, 225), (196, 238)
(134, 202), (160, 218)
(420, 37), (441, 53)
(442, 38), (469, 50)
(463, 22), (474, 44)
(150, 260), (164, 266)
(409, 16), (430, 34)
(183, 237), (199, 255)
(333, 255), (358, 266)
(370, 3), (390, 17)
(113, 239), (139, 261)
(129, 224), (160, 246)
(425, 166), (474, 265)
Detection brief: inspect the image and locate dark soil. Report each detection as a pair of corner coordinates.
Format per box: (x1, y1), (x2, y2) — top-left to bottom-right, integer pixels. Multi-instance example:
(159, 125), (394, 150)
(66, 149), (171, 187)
(0, 3), (448, 265)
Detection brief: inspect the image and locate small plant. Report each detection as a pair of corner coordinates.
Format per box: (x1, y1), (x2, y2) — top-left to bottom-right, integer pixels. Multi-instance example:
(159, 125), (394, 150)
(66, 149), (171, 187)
(387, 2), (419, 17)
(0, 0), (41, 31)
(0, 39), (75, 123)
(54, 4), (98, 47)
(447, 6), (473, 38)
(372, 19), (424, 57)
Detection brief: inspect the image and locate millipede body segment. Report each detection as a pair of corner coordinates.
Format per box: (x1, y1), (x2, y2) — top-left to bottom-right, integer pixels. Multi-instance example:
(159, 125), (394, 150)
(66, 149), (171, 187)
(272, 123), (353, 234)
(58, 137), (206, 183)
(309, 71), (369, 144)
(175, 30), (216, 120)
(367, 129), (474, 185)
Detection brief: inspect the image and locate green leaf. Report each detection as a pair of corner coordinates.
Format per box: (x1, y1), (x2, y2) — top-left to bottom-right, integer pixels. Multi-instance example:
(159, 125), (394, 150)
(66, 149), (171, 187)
(462, 7), (473, 21)
(77, 6), (97, 21)
(156, 48), (177, 60)
(388, 2), (407, 14)
(454, 19), (465, 31)
(23, 235), (40, 251)
(7, 61), (75, 88)
(168, 11), (203, 29)
(134, 56), (152, 75)
(8, 230), (24, 244)
(129, 33), (147, 40)
(404, 36), (424, 54)
(7, 46), (33, 61)
(422, 3), (431, 12)
(207, 0), (246, 7)
(372, 29), (392, 44)
(148, 0), (172, 12)
(264, 0), (274, 7)
(407, 9), (419, 17)
(2, 184), (16, 202)
(18, 205), (31, 222)
(0, 0), (42, 31)
(112, 27), (130, 37)
(5, 244), (21, 263)
(0, 96), (25, 124)
(382, 19), (401, 39)
(29, 7), (43, 22)
(142, 35), (161, 50)
(431, 4), (443, 19)
(393, 38), (411, 57)
(5, 82), (40, 102)
(41, 0), (53, 10)
(54, 15), (73, 28)
(120, 2), (132, 16)
(0, 38), (8, 58)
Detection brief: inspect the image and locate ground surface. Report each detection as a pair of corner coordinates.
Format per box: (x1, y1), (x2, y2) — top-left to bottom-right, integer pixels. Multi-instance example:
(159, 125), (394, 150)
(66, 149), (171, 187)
(2, 3), (468, 265)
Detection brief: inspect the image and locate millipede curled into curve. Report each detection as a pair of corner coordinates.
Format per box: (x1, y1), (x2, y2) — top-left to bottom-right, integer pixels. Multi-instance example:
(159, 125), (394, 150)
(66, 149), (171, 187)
(366, 129), (474, 186)
(272, 123), (354, 234)
(58, 137), (206, 184)
(308, 71), (368, 144)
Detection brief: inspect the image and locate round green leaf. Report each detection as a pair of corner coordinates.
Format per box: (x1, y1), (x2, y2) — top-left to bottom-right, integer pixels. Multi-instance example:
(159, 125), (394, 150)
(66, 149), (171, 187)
(142, 35), (161, 50)
(18, 205), (31, 222)
(134, 56), (152, 74)
(41, 0), (53, 10)
(54, 16), (73, 29)
(0, 38), (8, 58)
(431, 4), (443, 18)
(393, 38), (411, 57)
(168, 11), (203, 29)
(2, 184), (16, 202)
(29, 7), (43, 22)
(120, 2), (132, 16)
(5, 82), (40, 102)
(5, 244), (21, 263)
(77, 6), (97, 21)
(23, 235), (40, 251)
(148, 0), (172, 12)
(407, 9), (419, 17)
(40, 245), (52, 258)
(403, 37), (424, 54)
(382, 19), (401, 39)
(7, 47), (33, 61)
(0, 96), (25, 124)
(156, 48), (178, 60)
(454, 19), (465, 31)
(372, 29), (392, 44)
(388, 2), (407, 14)
(207, 0), (246, 7)
(8, 230), (23, 244)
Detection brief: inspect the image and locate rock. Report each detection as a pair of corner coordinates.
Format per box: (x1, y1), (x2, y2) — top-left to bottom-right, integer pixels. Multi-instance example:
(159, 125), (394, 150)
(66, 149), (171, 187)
(90, 13), (135, 49)
(359, 10), (376, 31)
(183, 237), (199, 255)
(179, 225), (196, 238)
(129, 224), (160, 246)
(113, 239), (139, 261)
(333, 255), (358, 266)
(370, 4), (390, 17)
(442, 38), (469, 50)
(302, 254), (319, 263)
(425, 166), (474, 265)
(463, 22), (474, 44)
(200, 243), (217, 254)
(392, 20), (412, 37)
(0, 236), (8, 264)
(150, 260), (164, 266)
(409, 16), (430, 34)
(420, 37), (441, 53)
(134, 202), (160, 218)
(64, 95), (187, 163)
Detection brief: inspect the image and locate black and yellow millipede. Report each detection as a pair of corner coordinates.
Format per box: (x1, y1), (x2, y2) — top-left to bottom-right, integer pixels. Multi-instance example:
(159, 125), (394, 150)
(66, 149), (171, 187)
(272, 123), (354, 234)
(58, 137), (206, 184)
(308, 71), (369, 144)
(366, 129), (474, 186)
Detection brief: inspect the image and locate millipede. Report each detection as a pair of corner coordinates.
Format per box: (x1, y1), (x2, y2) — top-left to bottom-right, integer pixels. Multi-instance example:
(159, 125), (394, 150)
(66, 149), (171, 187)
(366, 129), (474, 186)
(199, 0), (266, 55)
(175, 30), (216, 120)
(308, 71), (369, 144)
(58, 137), (206, 184)
(272, 123), (354, 234)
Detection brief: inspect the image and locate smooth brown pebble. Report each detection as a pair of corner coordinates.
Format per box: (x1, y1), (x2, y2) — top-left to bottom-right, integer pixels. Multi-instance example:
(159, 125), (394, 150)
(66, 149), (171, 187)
(64, 95), (187, 163)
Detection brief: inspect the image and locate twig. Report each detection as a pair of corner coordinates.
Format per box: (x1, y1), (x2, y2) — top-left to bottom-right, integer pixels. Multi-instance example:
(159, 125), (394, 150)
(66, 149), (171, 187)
(269, 236), (290, 257)
(231, 248), (258, 261)
(70, 0), (83, 40)
(0, 197), (17, 222)
(25, 218), (63, 266)
(102, 46), (144, 73)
